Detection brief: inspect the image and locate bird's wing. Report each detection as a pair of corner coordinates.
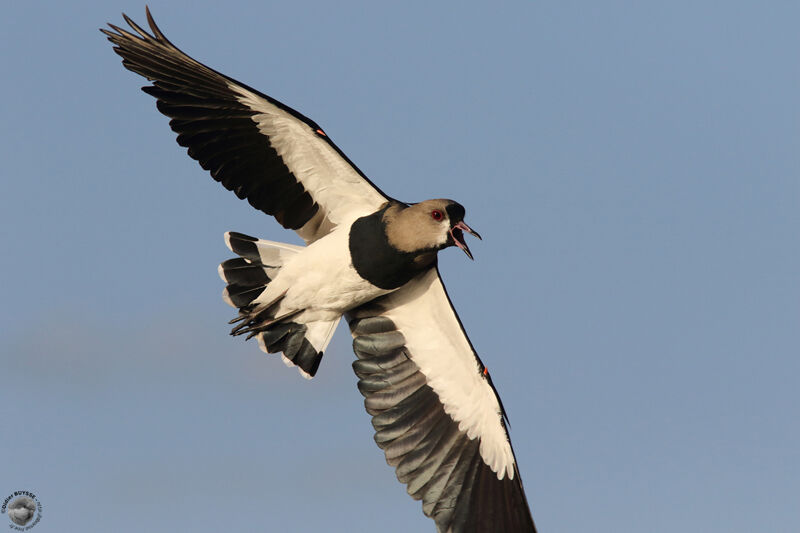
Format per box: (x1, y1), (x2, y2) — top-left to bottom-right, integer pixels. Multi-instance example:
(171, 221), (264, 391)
(347, 268), (537, 533)
(102, 9), (390, 243)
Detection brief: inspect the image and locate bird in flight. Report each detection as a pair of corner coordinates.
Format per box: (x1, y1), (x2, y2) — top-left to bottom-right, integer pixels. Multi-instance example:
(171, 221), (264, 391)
(103, 8), (537, 532)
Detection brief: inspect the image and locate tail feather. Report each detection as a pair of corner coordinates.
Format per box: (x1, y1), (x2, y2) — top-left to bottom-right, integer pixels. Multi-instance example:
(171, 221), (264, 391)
(219, 232), (295, 310)
(219, 231), (338, 379)
(256, 322), (323, 379)
(219, 258), (269, 286)
(224, 231), (303, 264)
(306, 319), (339, 355)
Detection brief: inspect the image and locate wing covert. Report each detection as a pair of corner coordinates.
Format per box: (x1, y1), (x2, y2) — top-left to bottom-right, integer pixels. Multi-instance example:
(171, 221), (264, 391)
(102, 8), (390, 243)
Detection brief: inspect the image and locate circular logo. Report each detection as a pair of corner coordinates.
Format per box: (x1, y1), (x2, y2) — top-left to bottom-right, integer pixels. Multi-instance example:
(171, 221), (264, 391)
(1, 491), (42, 530)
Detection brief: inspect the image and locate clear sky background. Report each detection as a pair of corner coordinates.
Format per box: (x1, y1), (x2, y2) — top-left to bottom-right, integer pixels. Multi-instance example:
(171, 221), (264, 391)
(1, 2), (797, 532)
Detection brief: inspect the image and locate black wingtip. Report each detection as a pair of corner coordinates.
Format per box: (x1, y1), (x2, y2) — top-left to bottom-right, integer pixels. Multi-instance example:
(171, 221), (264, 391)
(145, 6), (160, 39)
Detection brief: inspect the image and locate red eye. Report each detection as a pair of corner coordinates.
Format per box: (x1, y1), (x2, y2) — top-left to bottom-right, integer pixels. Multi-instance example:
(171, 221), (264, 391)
(431, 210), (443, 221)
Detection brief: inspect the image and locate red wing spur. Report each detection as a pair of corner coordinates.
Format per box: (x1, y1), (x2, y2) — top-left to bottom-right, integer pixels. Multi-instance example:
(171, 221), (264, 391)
(103, 8), (537, 532)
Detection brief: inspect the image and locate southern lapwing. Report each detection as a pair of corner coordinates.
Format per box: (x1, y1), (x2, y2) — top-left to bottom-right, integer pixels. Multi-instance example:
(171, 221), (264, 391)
(103, 9), (537, 532)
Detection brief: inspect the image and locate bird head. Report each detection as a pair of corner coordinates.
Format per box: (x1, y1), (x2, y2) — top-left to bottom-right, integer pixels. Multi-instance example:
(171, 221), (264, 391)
(385, 199), (481, 259)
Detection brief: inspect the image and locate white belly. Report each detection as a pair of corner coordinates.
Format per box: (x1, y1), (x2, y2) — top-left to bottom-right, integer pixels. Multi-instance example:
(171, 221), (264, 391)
(254, 225), (393, 322)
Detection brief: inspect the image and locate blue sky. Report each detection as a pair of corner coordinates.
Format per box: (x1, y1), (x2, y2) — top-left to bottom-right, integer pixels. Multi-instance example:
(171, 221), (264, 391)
(1, 1), (798, 532)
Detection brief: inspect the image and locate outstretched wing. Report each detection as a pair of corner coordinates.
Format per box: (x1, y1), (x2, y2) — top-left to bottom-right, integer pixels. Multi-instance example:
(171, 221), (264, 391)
(347, 268), (536, 533)
(102, 8), (390, 243)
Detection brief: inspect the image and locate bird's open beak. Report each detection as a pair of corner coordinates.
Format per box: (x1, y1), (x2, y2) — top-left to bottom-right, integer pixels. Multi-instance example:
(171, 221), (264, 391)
(449, 221), (482, 260)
